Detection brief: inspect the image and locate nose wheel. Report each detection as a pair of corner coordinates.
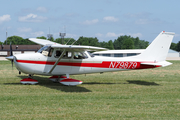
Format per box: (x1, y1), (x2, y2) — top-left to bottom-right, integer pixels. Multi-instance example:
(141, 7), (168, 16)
(28, 74), (33, 78)
(20, 74), (38, 85)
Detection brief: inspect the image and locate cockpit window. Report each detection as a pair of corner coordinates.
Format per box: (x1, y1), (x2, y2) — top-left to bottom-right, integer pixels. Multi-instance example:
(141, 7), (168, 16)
(38, 46), (50, 53)
(37, 45), (53, 57)
(74, 52), (88, 59)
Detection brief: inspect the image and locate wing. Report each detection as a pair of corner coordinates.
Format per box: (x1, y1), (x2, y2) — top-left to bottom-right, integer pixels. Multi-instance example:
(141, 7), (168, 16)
(51, 44), (108, 51)
(29, 38), (61, 46)
(29, 38), (107, 51)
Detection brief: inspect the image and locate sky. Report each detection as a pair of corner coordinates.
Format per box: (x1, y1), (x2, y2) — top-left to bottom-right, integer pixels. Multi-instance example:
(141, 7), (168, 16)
(0, 0), (180, 43)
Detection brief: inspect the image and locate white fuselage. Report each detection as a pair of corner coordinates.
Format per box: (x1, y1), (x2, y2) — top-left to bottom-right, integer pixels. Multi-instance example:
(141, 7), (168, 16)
(13, 50), (158, 76)
(7, 31), (174, 77)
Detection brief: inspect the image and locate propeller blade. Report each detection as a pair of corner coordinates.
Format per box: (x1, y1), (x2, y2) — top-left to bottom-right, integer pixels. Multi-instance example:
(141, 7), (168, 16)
(10, 42), (13, 68)
(11, 59), (13, 68)
(5, 43), (14, 69)
(10, 42), (13, 56)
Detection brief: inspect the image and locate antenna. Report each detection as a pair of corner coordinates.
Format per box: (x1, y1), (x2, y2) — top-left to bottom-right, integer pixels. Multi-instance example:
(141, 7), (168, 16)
(64, 26), (66, 33)
(47, 27), (53, 40)
(59, 26), (66, 44)
(6, 28), (7, 45)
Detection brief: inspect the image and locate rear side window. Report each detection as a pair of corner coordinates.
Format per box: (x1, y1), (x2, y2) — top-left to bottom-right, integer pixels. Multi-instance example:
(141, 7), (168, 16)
(74, 52), (88, 59)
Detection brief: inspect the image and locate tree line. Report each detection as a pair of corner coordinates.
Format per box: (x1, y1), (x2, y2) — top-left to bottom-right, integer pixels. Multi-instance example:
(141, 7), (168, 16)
(170, 42), (180, 52)
(2, 35), (152, 50)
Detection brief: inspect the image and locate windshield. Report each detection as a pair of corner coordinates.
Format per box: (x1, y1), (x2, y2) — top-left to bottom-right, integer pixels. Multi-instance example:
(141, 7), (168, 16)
(37, 46), (50, 53)
(37, 45), (52, 56)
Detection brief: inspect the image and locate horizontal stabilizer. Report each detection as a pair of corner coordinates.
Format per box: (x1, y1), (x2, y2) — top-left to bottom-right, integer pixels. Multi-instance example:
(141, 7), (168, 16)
(141, 61), (172, 67)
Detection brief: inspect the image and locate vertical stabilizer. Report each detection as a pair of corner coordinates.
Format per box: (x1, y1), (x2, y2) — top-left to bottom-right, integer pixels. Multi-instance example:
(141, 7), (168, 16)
(137, 31), (175, 62)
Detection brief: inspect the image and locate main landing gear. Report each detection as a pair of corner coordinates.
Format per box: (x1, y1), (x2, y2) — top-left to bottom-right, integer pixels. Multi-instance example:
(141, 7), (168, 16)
(49, 75), (83, 86)
(20, 74), (82, 86)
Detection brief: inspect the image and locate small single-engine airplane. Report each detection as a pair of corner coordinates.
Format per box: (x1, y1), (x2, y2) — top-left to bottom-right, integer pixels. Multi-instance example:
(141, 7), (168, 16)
(6, 31), (175, 86)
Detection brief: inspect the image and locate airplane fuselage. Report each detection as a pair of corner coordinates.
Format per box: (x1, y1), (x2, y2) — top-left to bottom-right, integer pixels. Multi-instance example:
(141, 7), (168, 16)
(13, 50), (159, 76)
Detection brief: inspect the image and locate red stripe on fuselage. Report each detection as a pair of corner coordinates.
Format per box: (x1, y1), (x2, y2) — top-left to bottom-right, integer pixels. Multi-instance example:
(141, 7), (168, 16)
(16, 60), (160, 69)
(16, 60), (55, 65)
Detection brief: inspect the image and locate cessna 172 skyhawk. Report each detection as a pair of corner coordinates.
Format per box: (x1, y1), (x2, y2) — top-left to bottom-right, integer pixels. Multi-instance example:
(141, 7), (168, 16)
(6, 31), (175, 86)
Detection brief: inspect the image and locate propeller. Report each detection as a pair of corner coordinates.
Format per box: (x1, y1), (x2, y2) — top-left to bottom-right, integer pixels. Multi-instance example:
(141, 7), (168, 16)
(10, 42), (13, 68)
(6, 42), (14, 68)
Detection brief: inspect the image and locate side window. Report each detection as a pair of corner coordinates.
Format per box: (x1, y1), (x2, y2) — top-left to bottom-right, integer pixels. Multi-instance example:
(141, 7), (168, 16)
(63, 51), (72, 59)
(54, 50), (72, 59)
(127, 53), (137, 56)
(114, 53), (123, 57)
(74, 52), (88, 59)
(54, 50), (62, 58)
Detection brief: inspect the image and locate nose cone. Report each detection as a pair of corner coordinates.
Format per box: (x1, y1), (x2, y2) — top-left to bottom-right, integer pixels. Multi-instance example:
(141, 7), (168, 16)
(6, 56), (14, 60)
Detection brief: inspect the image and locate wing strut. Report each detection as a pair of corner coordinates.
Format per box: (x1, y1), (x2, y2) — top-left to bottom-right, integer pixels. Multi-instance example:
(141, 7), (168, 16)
(48, 49), (66, 74)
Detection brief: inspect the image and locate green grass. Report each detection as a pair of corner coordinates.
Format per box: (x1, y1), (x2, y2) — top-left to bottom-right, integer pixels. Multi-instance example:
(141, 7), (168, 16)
(0, 61), (180, 119)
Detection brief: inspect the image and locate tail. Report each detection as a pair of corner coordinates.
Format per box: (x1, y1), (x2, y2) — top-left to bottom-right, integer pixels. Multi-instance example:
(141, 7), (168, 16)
(136, 31), (175, 67)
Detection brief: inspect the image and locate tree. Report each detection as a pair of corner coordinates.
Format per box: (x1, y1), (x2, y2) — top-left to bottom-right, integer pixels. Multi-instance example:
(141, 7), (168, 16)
(64, 38), (76, 45)
(24, 38), (38, 45)
(176, 41), (180, 52)
(54, 38), (76, 44)
(55, 38), (61, 44)
(113, 36), (125, 49)
(99, 41), (108, 48)
(75, 37), (100, 47)
(1, 34), (150, 49)
(99, 40), (114, 50)
(107, 40), (114, 50)
(133, 37), (140, 49)
(122, 38), (134, 49)
(47, 37), (54, 42)
(138, 40), (149, 49)
(4, 36), (24, 45)
(37, 36), (46, 39)
(3, 36), (36, 45)
(113, 35), (149, 49)
(170, 42), (177, 51)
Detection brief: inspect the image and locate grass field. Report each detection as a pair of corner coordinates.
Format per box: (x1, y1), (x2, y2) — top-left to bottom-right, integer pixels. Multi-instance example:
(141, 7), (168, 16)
(0, 61), (180, 120)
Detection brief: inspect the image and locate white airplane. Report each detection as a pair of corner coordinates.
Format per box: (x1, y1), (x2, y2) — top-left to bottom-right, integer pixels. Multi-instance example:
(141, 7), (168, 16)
(6, 31), (175, 86)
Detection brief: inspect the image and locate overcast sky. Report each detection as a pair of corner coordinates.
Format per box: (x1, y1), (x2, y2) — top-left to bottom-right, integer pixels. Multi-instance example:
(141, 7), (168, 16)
(0, 0), (180, 43)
